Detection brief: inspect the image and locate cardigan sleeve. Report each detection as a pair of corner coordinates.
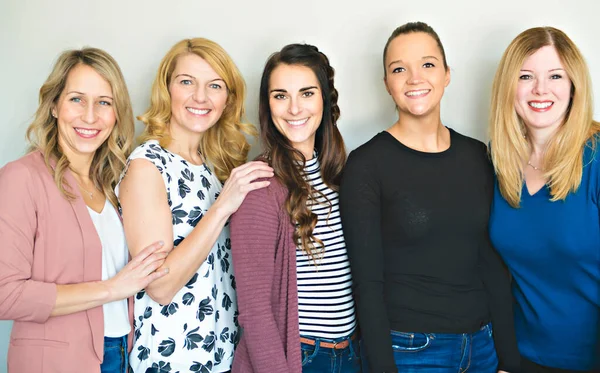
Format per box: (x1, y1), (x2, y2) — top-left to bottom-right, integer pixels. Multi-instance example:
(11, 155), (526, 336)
(0, 161), (57, 323)
(340, 151), (398, 373)
(230, 181), (291, 371)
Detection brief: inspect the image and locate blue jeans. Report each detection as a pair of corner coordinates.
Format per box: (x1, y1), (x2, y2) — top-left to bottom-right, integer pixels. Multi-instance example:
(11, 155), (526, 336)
(101, 335), (128, 373)
(300, 334), (362, 373)
(389, 323), (498, 373)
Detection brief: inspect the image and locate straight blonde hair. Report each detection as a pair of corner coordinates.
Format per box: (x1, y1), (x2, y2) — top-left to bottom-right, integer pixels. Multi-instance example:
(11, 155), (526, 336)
(138, 38), (256, 183)
(489, 27), (600, 208)
(26, 47), (135, 208)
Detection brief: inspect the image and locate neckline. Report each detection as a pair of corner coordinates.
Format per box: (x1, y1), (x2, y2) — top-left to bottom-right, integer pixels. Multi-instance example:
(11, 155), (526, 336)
(149, 140), (209, 171)
(381, 127), (454, 158)
(87, 198), (109, 215)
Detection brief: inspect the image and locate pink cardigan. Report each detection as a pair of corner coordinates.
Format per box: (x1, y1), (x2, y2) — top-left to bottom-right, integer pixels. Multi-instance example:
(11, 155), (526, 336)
(0, 151), (133, 373)
(230, 177), (302, 373)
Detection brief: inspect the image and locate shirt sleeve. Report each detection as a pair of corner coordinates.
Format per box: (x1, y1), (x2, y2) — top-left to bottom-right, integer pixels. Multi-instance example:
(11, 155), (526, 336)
(479, 148), (521, 372)
(340, 151), (398, 373)
(0, 161), (57, 323)
(230, 182), (292, 371)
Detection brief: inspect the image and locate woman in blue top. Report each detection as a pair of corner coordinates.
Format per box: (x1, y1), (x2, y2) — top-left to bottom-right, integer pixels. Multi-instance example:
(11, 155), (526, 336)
(489, 26), (600, 372)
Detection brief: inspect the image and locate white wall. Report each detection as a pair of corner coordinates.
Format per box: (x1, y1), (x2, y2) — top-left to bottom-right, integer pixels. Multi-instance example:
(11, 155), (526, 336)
(1, 0), (599, 370)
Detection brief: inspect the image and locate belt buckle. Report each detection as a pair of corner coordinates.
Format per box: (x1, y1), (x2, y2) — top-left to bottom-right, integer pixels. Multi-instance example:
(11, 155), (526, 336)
(331, 341), (339, 349)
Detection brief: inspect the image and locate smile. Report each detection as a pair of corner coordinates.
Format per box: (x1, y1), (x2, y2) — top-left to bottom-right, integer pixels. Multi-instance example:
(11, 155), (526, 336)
(187, 107), (211, 115)
(286, 118), (309, 126)
(74, 127), (100, 138)
(405, 89), (430, 97)
(528, 101), (553, 111)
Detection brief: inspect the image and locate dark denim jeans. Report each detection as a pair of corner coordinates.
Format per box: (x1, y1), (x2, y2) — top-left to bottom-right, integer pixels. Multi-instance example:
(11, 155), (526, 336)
(388, 323), (498, 373)
(101, 335), (128, 373)
(300, 334), (362, 373)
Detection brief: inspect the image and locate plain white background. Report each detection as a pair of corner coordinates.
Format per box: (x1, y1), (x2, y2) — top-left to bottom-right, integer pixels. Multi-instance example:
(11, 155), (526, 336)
(1, 0), (599, 370)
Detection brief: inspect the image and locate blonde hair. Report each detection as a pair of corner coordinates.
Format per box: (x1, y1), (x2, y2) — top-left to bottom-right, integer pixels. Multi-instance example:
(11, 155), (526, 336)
(489, 26), (600, 208)
(26, 47), (135, 208)
(138, 38), (256, 183)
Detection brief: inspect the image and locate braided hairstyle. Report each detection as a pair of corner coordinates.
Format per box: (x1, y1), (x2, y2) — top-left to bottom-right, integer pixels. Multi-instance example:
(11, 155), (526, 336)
(258, 43), (346, 264)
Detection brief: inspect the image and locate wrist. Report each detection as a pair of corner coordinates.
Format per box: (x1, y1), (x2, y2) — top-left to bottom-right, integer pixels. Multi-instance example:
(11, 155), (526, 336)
(210, 199), (231, 222)
(98, 279), (116, 303)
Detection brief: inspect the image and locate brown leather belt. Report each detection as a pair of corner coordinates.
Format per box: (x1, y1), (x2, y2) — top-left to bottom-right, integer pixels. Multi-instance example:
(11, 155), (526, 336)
(300, 332), (357, 350)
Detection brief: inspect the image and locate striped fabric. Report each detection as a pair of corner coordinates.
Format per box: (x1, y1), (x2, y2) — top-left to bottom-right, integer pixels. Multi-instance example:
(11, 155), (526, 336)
(296, 155), (357, 339)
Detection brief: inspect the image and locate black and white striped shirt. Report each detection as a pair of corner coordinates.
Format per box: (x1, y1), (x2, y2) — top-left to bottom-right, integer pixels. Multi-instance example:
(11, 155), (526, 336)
(296, 155), (357, 339)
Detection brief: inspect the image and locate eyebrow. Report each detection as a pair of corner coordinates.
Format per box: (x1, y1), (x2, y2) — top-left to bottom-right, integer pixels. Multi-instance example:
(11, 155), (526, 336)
(269, 86), (319, 94)
(174, 74), (224, 83)
(66, 91), (113, 99)
(520, 68), (565, 73)
(388, 56), (439, 68)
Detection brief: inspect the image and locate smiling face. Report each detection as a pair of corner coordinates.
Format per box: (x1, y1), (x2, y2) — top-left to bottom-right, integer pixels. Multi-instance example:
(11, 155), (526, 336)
(384, 32), (450, 118)
(515, 45), (572, 133)
(168, 53), (228, 137)
(268, 64), (323, 159)
(53, 63), (116, 161)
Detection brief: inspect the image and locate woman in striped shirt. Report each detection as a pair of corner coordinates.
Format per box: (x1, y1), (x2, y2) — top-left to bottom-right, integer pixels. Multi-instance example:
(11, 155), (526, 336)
(230, 43), (360, 373)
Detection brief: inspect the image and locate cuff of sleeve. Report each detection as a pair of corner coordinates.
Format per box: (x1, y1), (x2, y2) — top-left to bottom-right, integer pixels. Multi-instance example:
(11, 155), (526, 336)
(22, 281), (57, 323)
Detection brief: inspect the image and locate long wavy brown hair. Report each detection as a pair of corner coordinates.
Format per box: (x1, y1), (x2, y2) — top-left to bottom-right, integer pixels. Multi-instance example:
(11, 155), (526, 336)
(26, 47), (134, 208)
(259, 44), (347, 263)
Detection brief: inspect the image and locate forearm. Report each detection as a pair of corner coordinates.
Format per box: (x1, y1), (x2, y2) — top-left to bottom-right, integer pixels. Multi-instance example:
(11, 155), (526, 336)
(51, 281), (112, 316)
(145, 203), (230, 305)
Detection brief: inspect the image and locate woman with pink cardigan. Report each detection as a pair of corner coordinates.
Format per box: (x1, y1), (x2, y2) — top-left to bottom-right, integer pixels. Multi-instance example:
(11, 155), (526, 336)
(0, 48), (167, 373)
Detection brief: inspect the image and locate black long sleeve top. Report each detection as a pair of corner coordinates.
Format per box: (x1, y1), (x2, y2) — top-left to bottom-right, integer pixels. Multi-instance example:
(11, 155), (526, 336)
(339, 129), (520, 373)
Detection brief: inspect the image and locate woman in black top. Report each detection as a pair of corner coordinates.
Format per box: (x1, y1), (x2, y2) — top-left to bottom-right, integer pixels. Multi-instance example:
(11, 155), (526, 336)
(339, 22), (520, 373)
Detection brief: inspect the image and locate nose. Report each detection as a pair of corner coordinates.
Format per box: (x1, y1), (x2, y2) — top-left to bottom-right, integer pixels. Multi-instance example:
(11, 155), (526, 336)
(287, 96), (302, 116)
(82, 102), (97, 124)
(193, 85), (207, 103)
(407, 68), (423, 85)
(533, 77), (548, 95)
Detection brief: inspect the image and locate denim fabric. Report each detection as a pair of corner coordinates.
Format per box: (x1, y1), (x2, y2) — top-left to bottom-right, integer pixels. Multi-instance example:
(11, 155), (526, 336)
(388, 323), (498, 373)
(101, 335), (128, 373)
(300, 334), (362, 373)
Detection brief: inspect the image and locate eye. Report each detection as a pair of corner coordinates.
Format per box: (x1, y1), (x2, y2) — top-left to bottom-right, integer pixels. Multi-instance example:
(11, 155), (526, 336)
(180, 79), (193, 85)
(519, 74), (533, 80)
(70, 97), (82, 103)
(392, 67), (405, 74)
(273, 94), (286, 100)
(302, 91), (315, 98)
(423, 62), (435, 68)
(209, 83), (223, 89)
(550, 74), (563, 80)
(98, 100), (112, 106)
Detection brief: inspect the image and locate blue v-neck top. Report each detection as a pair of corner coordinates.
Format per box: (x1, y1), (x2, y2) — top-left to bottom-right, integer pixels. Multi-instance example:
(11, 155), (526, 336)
(489, 141), (600, 370)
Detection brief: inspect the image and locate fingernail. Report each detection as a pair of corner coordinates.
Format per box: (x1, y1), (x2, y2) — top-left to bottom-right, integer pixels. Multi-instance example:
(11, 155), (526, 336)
(164, 268), (169, 274)
(158, 241), (164, 246)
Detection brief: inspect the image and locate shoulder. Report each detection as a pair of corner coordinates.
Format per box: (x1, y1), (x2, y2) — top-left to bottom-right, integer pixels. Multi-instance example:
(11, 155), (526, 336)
(0, 151), (47, 186)
(449, 128), (488, 154)
(243, 176), (288, 208)
(348, 132), (390, 160)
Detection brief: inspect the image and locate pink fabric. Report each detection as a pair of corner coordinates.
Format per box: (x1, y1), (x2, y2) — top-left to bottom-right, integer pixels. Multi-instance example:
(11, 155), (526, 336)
(230, 177), (302, 373)
(0, 151), (134, 373)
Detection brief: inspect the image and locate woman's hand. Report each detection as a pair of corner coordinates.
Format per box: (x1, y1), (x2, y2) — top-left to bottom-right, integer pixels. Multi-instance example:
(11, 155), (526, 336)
(213, 161), (274, 217)
(104, 241), (169, 301)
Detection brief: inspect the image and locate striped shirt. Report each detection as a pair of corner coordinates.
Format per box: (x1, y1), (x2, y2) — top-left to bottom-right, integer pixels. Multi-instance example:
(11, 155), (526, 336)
(296, 155), (357, 339)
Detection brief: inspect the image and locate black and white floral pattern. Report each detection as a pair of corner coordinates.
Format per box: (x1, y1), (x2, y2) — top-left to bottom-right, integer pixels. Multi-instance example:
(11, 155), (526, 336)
(117, 140), (238, 373)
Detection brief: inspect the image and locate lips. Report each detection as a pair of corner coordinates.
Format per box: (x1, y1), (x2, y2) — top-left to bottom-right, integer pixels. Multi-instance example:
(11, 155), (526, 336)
(74, 127), (100, 138)
(528, 101), (553, 112)
(405, 89), (430, 98)
(187, 107), (211, 115)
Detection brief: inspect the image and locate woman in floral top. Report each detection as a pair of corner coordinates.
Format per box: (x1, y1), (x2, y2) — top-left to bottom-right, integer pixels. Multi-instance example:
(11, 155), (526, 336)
(116, 38), (273, 373)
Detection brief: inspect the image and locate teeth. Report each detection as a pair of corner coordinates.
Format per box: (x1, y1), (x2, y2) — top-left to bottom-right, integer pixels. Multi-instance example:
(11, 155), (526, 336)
(529, 102), (553, 109)
(287, 118), (308, 126)
(75, 128), (99, 135)
(187, 107), (210, 115)
(406, 89), (430, 97)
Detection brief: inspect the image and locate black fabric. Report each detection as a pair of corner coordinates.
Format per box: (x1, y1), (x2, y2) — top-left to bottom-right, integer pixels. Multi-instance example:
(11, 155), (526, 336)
(340, 128), (520, 373)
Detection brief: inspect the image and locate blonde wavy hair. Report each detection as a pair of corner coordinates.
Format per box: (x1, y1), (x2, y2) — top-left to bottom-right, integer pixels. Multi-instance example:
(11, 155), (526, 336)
(138, 38), (256, 183)
(489, 26), (600, 208)
(26, 47), (135, 208)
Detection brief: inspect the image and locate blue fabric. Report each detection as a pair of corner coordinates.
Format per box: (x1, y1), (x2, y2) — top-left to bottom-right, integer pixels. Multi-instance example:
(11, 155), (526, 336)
(382, 323), (497, 372)
(101, 335), (128, 373)
(300, 334), (362, 373)
(489, 142), (600, 371)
